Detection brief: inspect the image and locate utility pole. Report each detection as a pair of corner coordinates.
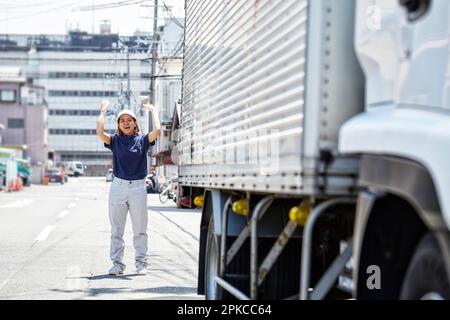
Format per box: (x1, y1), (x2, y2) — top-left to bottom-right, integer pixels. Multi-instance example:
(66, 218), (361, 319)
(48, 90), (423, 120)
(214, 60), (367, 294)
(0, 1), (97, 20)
(126, 46), (131, 108)
(148, 0), (159, 172)
(92, 0), (95, 34)
(150, 0), (159, 107)
(148, 0), (159, 132)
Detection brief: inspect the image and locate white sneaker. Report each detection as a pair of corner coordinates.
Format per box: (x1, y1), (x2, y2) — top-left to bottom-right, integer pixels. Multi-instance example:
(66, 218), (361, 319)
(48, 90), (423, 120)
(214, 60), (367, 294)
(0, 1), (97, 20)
(136, 261), (149, 274)
(108, 263), (125, 276)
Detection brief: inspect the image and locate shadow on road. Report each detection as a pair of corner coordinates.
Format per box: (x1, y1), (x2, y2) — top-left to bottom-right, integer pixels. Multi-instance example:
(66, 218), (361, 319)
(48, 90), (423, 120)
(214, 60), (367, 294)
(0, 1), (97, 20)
(50, 285), (198, 297)
(147, 205), (200, 214)
(84, 273), (144, 280)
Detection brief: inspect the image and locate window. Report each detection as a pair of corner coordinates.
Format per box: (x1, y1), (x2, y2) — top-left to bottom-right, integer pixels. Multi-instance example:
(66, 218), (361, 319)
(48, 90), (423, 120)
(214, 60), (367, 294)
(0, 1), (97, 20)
(8, 118), (24, 128)
(1, 90), (16, 102)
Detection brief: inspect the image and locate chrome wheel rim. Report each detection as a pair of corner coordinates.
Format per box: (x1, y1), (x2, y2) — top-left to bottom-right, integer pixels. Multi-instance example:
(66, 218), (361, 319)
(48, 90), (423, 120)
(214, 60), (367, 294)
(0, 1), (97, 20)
(206, 236), (218, 299)
(421, 292), (444, 300)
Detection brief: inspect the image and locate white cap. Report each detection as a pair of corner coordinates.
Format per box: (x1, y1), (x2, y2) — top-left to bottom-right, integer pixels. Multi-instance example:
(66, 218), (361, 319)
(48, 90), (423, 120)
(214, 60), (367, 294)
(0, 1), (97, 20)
(117, 109), (137, 122)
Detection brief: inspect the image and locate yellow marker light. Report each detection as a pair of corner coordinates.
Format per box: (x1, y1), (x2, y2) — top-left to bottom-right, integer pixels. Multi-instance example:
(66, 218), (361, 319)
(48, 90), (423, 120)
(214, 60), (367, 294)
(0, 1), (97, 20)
(289, 199), (311, 226)
(194, 195), (204, 208)
(232, 199), (249, 216)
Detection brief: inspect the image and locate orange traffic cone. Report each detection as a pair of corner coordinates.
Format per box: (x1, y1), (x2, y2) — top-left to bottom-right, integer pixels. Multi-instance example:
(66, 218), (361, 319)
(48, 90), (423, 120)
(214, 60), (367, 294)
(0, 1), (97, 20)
(16, 178), (23, 191)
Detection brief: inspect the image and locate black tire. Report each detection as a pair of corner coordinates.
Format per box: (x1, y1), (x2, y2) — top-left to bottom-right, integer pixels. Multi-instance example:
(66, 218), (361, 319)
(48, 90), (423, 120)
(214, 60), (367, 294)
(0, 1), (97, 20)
(74, 172), (80, 177)
(158, 183), (167, 193)
(204, 215), (251, 300)
(205, 216), (222, 300)
(159, 190), (169, 203)
(171, 193), (177, 204)
(400, 233), (450, 300)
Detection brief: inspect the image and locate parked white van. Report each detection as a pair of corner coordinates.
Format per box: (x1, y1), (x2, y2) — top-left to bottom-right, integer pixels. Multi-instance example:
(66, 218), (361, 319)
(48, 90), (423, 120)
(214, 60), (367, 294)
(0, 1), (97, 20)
(66, 161), (86, 177)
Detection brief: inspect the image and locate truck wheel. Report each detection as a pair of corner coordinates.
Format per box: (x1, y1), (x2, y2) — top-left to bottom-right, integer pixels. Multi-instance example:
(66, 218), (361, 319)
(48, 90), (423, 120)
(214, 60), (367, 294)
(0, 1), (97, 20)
(400, 233), (450, 300)
(205, 215), (251, 300)
(74, 172), (80, 177)
(205, 216), (222, 299)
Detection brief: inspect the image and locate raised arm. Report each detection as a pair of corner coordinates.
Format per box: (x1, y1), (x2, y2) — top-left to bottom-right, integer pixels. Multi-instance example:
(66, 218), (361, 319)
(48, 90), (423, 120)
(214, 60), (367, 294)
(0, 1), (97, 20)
(142, 102), (161, 143)
(96, 99), (112, 145)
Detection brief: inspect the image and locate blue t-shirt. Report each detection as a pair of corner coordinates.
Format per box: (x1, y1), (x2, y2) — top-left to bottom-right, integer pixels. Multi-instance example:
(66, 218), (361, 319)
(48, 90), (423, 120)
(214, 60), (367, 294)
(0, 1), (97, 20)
(104, 133), (155, 180)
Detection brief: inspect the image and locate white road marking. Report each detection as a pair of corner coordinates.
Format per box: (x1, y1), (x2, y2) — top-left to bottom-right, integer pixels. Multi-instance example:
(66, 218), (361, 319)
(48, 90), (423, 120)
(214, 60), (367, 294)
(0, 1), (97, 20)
(68, 203), (76, 209)
(0, 273), (16, 292)
(34, 225), (56, 242)
(0, 199), (34, 209)
(57, 210), (69, 218)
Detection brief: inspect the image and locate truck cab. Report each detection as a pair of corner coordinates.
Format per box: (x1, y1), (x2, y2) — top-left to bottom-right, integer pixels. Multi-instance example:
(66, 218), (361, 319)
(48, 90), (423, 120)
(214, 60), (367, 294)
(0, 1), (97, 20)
(338, 0), (450, 299)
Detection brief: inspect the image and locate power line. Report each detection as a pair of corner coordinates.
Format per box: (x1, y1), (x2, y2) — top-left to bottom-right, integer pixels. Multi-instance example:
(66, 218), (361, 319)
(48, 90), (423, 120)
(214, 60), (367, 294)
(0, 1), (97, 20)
(161, 0), (184, 29)
(0, 1), (81, 22)
(72, 0), (146, 12)
(0, 57), (154, 62)
(0, 0), (79, 11)
(0, 74), (178, 80)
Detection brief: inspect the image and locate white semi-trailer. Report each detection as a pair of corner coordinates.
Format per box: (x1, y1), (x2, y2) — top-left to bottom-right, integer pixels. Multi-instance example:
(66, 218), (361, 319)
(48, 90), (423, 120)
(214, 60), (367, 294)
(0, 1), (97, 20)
(178, 0), (450, 299)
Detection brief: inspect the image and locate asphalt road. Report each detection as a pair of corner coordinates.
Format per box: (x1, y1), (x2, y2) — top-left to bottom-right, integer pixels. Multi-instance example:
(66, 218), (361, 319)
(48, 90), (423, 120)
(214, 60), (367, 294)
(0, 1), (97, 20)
(0, 177), (204, 300)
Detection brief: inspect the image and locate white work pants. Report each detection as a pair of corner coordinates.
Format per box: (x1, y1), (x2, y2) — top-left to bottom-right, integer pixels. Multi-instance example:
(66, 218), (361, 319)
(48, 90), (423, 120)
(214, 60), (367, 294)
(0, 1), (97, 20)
(108, 177), (148, 265)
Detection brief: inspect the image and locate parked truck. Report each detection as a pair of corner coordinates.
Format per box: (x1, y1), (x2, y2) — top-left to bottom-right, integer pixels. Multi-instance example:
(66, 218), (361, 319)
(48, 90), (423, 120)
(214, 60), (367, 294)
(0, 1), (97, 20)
(178, 0), (450, 300)
(65, 161), (86, 177)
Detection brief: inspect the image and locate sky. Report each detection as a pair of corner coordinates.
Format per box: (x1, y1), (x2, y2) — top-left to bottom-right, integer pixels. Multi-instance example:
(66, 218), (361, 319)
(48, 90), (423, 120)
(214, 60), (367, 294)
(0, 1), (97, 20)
(0, 0), (185, 36)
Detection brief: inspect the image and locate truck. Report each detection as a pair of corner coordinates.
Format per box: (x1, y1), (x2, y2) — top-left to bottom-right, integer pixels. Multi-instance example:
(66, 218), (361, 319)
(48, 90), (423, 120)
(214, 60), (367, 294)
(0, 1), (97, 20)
(65, 161), (86, 177)
(178, 0), (450, 300)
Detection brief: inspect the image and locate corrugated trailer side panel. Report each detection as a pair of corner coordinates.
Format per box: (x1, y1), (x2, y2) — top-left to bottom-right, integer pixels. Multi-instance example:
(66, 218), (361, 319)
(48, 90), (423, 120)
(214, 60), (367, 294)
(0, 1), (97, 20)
(181, 0), (307, 194)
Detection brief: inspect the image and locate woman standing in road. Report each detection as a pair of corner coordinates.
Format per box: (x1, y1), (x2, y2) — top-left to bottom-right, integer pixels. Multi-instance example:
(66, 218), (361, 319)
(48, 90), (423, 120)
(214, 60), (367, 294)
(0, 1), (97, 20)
(96, 99), (160, 275)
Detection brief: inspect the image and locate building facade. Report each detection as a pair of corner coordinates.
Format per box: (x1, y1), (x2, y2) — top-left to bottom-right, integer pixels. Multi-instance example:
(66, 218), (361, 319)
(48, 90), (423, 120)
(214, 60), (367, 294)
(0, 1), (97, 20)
(0, 30), (153, 170)
(0, 67), (48, 166)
